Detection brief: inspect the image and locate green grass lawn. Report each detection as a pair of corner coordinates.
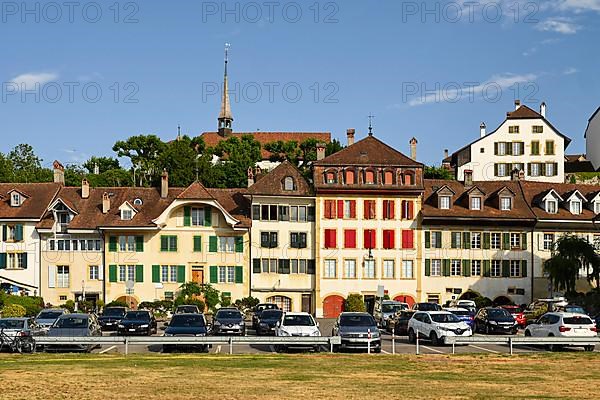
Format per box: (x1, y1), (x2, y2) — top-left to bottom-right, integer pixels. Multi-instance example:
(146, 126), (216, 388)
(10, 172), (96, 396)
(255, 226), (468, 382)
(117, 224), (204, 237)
(0, 353), (598, 399)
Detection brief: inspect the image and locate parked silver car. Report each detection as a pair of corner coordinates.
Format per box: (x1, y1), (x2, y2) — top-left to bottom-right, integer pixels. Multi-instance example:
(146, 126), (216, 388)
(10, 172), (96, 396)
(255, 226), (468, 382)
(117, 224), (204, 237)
(35, 309), (68, 332)
(46, 313), (102, 352)
(0, 318), (38, 353)
(332, 312), (381, 353)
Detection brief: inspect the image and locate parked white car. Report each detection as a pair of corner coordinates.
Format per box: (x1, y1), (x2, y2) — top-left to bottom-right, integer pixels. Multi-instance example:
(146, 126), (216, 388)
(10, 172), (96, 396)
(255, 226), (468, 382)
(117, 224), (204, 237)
(408, 311), (472, 345)
(275, 312), (321, 352)
(524, 312), (597, 351)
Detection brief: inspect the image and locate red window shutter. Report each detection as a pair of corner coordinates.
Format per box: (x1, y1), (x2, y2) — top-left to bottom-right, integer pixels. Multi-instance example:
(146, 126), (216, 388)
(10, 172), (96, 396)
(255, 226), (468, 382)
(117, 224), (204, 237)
(401, 200), (406, 219)
(337, 200), (344, 219)
(389, 200), (395, 219)
(324, 200), (332, 219)
(383, 230), (394, 249)
(325, 229), (337, 248)
(363, 200), (369, 219)
(402, 230), (414, 249)
(371, 230), (377, 248)
(349, 201), (356, 218)
(408, 201), (414, 219)
(383, 200), (389, 219)
(389, 230), (395, 249)
(363, 230), (371, 249)
(344, 230), (356, 248)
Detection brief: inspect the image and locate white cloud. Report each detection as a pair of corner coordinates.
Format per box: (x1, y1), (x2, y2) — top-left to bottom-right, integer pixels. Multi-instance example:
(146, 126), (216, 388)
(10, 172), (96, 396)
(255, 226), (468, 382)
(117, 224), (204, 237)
(404, 73), (537, 107)
(8, 72), (58, 90)
(563, 67), (579, 75)
(535, 17), (580, 34)
(553, 0), (600, 12)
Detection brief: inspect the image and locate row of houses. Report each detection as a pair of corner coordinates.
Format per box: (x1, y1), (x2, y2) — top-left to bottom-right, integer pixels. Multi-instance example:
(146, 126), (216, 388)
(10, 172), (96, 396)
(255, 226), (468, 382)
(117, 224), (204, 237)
(1, 131), (599, 317)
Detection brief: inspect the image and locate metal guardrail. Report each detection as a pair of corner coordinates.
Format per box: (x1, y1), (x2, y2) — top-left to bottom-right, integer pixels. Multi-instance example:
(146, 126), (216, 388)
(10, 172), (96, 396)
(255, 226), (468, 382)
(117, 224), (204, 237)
(34, 336), (342, 355)
(444, 336), (600, 355)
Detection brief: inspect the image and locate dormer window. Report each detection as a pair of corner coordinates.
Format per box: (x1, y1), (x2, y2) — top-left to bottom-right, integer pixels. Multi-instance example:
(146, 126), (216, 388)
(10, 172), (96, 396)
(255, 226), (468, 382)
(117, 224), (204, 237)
(500, 197), (512, 211)
(283, 177), (295, 191)
(440, 195), (451, 210)
(121, 209), (133, 220)
(325, 171), (337, 184)
(545, 199), (558, 214)
(470, 196), (482, 211)
(11, 193), (21, 207)
(595, 201), (600, 214)
(365, 170), (375, 185)
(570, 200), (582, 215)
(345, 169), (355, 184)
(384, 170), (394, 185)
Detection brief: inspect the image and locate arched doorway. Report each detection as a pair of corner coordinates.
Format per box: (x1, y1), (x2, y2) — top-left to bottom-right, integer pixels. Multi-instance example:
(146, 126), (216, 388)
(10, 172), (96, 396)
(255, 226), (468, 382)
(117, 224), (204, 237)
(393, 294), (416, 307)
(493, 296), (513, 306)
(459, 290), (481, 301)
(115, 296), (139, 310)
(323, 295), (344, 318)
(267, 296), (292, 312)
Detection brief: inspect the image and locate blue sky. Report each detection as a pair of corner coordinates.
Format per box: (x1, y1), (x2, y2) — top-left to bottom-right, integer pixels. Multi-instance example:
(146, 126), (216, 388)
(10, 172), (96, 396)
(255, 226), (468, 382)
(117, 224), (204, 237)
(0, 0), (598, 168)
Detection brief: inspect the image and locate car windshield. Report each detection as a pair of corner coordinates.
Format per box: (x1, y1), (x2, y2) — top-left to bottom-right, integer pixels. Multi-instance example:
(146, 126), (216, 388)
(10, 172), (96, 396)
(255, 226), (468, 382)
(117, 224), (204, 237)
(54, 317), (87, 329)
(177, 306), (198, 313)
(38, 311), (63, 319)
(382, 304), (404, 313)
(488, 309), (512, 319)
(103, 308), (126, 317)
(125, 311), (150, 320)
(340, 315), (376, 326)
(283, 315), (315, 326)
(216, 310), (242, 319)
(257, 304), (277, 312)
(565, 306), (585, 313)
(450, 310), (470, 316)
(431, 313), (460, 323)
(0, 320), (25, 329)
(563, 316), (593, 325)
(261, 310), (283, 320)
(419, 303), (440, 311)
(170, 315), (205, 327)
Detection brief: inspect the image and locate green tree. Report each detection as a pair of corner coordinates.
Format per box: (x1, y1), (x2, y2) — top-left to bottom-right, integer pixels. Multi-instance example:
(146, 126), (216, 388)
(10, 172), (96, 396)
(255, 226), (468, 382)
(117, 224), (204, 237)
(326, 139), (344, 156)
(64, 164), (87, 186)
(8, 144), (43, 183)
(0, 304), (26, 318)
(544, 235), (600, 293)
(264, 140), (301, 164)
(344, 294), (366, 312)
(112, 134), (166, 186)
(212, 135), (262, 188)
(158, 136), (210, 187)
(83, 156), (121, 174)
(0, 153), (14, 182)
(424, 165), (454, 180)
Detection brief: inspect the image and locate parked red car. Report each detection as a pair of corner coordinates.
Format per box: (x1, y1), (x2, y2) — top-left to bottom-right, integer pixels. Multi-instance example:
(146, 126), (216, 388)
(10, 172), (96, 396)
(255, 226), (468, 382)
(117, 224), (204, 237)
(501, 305), (526, 327)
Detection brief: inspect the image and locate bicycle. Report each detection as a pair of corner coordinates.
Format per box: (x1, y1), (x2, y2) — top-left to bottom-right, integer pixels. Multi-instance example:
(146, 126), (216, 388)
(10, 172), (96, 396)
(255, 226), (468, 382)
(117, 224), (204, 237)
(0, 328), (36, 354)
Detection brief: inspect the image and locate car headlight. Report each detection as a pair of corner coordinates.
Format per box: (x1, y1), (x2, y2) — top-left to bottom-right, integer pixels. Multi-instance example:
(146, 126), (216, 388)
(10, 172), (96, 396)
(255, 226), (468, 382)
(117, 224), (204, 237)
(489, 321), (498, 325)
(311, 330), (321, 336)
(140, 324), (149, 328)
(118, 324), (124, 328)
(195, 333), (206, 337)
(164, 333), (173, 337)
(371, 331), (380, 338)
(438, 326), (449, 331)
(279, 330), (291, 336)
(214, 321), (221, 326)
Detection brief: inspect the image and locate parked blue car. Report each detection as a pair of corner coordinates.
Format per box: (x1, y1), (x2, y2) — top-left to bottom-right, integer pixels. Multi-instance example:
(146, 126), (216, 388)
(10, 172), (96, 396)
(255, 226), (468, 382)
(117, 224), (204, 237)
(445, 307), (475, 329)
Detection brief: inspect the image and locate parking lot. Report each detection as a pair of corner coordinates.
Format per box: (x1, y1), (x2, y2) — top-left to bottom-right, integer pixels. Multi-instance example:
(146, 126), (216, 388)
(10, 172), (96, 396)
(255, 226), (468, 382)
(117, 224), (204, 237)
(86, 318), (600, 356)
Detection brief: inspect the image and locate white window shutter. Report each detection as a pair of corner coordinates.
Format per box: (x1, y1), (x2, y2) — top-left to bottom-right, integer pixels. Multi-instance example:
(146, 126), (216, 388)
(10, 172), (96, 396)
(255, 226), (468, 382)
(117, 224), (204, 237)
(98, 264), (104, 281)
(48, 265), (56, 288)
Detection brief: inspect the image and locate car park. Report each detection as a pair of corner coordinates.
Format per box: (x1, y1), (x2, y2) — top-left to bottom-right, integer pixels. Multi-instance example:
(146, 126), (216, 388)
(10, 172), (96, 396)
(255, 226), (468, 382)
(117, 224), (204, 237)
(163, 313), (209, 353)
(445, 307), (475, 329)
(388, 310), (415, 336)
(35, 309), (68, 332)
(255, 309), (283, 336)
(474, 307), (518, 335)
(174, 305), (200, 314)
(252, 303), (279, 330)
(98, 307), (127, 332)
(117, 310), (157, 336)
(373, 300), (408, 329)
(213, 307), (245, 336)
(524, 312), (597, 351)
(411, 302), (442, 312)
(0, 318), (38, 353)
(408, 311), (472, 346)
(332, 312), (381, 353)
(501, 305), (526, 328)
(275, 312), (321, 352)
(46, 313), (102, 352)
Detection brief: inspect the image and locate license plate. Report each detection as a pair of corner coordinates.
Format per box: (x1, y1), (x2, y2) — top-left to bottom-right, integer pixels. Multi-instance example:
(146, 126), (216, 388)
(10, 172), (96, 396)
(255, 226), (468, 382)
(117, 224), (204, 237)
(129, 329), (135, 332)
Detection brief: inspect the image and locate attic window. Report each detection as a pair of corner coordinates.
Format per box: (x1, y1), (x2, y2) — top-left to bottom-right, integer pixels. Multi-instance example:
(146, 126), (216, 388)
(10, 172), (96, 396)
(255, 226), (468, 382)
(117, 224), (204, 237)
(325, 171), (337, 184)
(500, 197), (512, 211)
(283, 177), (295, 191)
(439, 195), (451, 210)
(11, 193), (21, 207)
(121, 209), (133, 221)
(133, 198), (143, 206)
(470, 197), (482, 211)
(545, 199), (558, 214)
(595, 201), (600, 214)
(365, 170), (375, 185)
(384, 170), (394, 185)
(570, 200), (582, 215)
(345, 169), (355, 184)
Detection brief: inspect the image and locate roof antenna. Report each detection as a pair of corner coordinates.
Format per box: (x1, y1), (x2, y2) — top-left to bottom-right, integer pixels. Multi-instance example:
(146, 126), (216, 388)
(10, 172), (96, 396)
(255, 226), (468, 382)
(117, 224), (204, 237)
(368, 113), (375, 136)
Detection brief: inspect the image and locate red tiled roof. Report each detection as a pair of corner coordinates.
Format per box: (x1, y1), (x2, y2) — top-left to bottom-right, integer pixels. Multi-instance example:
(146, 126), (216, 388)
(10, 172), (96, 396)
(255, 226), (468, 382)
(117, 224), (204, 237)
(177, 181), (215, 200)
(519, 181), (600, 221)
(0, 183), (61, 220)
(247, 160), (313, 197)
(206, 188), (251, 228)
(199, 131), (331, 159)
(506, 105), (543, 119)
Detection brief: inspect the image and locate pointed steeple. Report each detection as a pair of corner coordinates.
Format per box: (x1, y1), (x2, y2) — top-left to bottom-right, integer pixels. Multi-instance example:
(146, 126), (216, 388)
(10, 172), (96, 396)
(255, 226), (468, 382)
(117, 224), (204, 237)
(218, 43), (233, 136)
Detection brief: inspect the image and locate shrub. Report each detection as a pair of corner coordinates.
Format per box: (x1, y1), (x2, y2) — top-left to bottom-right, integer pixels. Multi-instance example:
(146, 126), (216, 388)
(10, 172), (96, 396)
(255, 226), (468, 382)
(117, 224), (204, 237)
(78, 300), (95, 313)
(61, 300), (76, 313)
(105, 300), (128, 309)
(344, 294), (366, 313)
(234, 296), (260, 313)
(3, 295), (44, 316)
(473, 296), (492, 309)
(1, 303), (27, 318)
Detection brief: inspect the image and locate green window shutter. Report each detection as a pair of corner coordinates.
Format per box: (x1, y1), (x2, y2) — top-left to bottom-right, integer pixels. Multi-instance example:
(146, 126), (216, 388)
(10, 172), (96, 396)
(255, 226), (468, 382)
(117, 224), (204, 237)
(193, 236), (202, 252)
(494, 164), (499, 176)
(160, 236), (168, 252)
(494, 142), (498, 155)
(0, 253), (7, 269)
(235, 236), (244, 253)
(451, 233), (458, 249)
(15, 224), (24, 241)
(109, 265), (117, 283)
(204, 206), (212, 227)
(503, 233), (510, 250)
(521, 260), (527, 278)
(22, 254), (28, 269)
(483, 233), (490, 249)
(135, 236), (144, 252)
(177, 265), (186, 283)
(235, 266), (243, 283)
(135, 265), (144, 283)
(209, 266), (218, 283)
(209, 236), (218, 252)
(152, 265), (160, 283)
(483, 260), (491, 277)
(172, 236), (178, 252)
(462, 260), (471, 277)
(463, 232), (471, 250)
(521, 233), (527, 250)
(435, 232), (442, 249)
(184, 206), (191, 226)
(442, 260), (450, 277)
(425, 259), (431, 277)
(253, 259), (261, 273)
(502, 260), (510, 277)
(425, 231), (431, 249)
(109, 236), (118, 252)
(2, 225), (6, 242)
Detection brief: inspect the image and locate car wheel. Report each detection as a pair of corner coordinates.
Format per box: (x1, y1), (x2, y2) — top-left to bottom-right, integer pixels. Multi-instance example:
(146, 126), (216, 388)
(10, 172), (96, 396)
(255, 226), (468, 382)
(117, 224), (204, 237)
(408, 329), (416, 344)
(584, 345), (595, 352)
(430, 331), (439, 346)
(313, 346), (321, 353)
(524, 330), (531, 337)
(163, 345), (171, 353)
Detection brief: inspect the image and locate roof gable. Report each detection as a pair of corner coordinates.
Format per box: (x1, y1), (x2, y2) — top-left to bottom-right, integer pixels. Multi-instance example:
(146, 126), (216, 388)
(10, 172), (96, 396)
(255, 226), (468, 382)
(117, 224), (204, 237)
(248, 161), (312, 197)
(177, 181), (215, 200)
(564, 190), (586, 203)
(506, 104), (542, 119)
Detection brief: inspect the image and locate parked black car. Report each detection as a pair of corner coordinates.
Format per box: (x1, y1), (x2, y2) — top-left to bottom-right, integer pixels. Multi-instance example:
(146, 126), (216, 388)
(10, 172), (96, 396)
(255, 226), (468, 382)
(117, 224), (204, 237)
(98, 307), (127, 331)
(388, 310), (416, 335)
(117, 311), (157, 336)
(252, 303), (279, 330)
(474, 307), (518, 334)
(412, 303), (442, 312)
(163, 313), (209, 353)
(213, 307), (245, 335)
(256, 309), (283, 335)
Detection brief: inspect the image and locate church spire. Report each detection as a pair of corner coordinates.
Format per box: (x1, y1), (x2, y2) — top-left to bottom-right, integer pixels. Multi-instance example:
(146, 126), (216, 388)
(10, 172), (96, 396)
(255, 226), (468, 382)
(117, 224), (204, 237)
(218, 43), (233, 136)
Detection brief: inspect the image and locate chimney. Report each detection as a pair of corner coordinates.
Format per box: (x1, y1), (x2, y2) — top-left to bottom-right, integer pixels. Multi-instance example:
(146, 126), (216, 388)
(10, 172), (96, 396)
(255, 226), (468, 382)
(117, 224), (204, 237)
(53, 160), (65, 185)
(316, 143), (326, 161)
(444, 149), (449, 159)
(464, 170), (473, 188)
(81, 179), (90, 199)
(93, 163), (100, 175)
(102, 192), (110, 214)
(514, 99), (521, 110)
(480, 122), (486, 138)
(247, 167), (254, 188)
(409, 137), (418, 161)
(540, 102), (546, 118)
(161, 169), (169, 199)
(346, 128), (355, 146)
